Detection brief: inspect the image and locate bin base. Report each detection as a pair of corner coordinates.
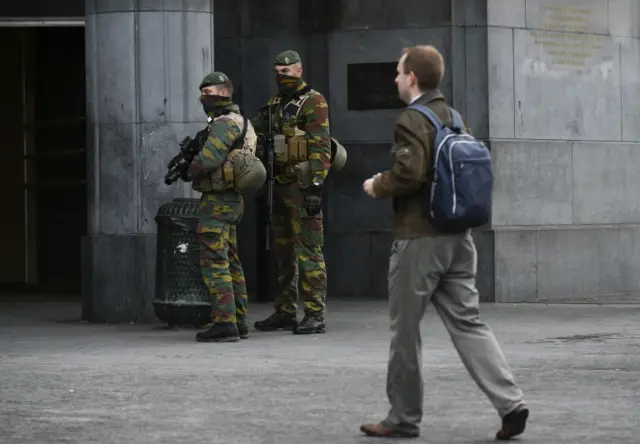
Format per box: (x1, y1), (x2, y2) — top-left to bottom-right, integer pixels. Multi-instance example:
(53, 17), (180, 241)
(153, 302), (212, 328)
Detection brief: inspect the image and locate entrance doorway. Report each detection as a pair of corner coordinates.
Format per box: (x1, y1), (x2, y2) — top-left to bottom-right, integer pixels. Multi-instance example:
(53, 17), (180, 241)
(0, 25), (86, 297)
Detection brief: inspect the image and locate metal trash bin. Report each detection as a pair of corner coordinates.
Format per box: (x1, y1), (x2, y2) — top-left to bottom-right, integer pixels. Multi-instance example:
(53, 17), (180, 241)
(153, 198), (211, 328)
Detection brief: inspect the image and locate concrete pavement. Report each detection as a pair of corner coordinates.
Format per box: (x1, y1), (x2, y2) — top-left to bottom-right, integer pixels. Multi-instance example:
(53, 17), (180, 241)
(0, 298), (639, 443)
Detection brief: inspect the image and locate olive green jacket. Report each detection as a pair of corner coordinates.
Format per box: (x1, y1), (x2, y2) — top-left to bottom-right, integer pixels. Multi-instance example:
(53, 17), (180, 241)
(373, 89), (470, 239)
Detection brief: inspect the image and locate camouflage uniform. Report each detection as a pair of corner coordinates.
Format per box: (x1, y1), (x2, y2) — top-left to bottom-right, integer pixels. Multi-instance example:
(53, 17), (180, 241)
(189, 72), (255, 343)
(251, 50), (332, 335)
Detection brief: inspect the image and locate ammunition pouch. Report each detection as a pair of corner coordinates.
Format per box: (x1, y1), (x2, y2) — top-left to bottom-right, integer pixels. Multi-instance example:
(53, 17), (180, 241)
(192, 174), (225, 193)
(223, 162), (235, 190)
(274, 128), (309, 166)
(294, 161), (312, 188)
(222, 149), (266, 194)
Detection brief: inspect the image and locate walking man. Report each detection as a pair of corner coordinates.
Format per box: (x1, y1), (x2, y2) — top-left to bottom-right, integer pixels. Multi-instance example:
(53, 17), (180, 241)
(188, 72), (256, 343)
(360, 45), (529, 439)
(251, 50), (331, 335)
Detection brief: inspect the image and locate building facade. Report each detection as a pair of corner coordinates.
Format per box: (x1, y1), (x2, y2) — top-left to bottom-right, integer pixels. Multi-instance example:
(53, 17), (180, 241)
(1, 0), (639, 322)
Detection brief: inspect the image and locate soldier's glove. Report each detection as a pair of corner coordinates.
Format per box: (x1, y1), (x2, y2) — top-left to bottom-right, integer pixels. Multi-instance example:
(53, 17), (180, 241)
(303, 184), (323, 217)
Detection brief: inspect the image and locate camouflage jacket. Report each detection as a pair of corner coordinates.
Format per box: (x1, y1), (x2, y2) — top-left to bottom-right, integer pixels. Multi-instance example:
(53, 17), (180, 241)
(188, 105), (244, 224)
(251, 81), (331, 186)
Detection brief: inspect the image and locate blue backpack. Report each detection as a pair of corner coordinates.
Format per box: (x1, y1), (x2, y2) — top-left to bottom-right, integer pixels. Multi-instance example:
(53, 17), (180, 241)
(407, 104), (493, 233)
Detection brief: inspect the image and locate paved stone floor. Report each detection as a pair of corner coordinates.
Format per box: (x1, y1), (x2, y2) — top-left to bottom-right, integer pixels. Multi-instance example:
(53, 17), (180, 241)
(0, 298), (639, 443)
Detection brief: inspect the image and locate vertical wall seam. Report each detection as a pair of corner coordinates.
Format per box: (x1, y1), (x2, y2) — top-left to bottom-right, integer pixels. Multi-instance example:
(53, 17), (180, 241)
(88, 13), (101, 234)
(618, 42), (623, 141)
(512, 28), (516, 138)
(133, 0), (142, 233)
(182, 8), (189, 126)
(211, 0), (215, 71)
(164, 7), (170, 125)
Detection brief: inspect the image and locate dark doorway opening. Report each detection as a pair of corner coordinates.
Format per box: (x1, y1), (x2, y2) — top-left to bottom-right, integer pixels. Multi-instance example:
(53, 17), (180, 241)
(0, 25), (86, 298)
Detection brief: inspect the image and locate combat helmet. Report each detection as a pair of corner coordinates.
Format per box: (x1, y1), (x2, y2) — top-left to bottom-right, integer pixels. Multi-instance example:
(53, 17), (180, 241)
(223, 149), (267, 194)
(330, 138), (347, 171)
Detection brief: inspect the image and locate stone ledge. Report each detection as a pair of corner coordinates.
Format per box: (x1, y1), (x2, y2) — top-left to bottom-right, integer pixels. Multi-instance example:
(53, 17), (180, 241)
(494, 225), (640, 303)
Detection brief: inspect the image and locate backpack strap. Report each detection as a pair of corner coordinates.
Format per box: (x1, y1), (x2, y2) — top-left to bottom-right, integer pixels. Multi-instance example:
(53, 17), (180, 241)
(407, 104), (444, 128)
(449, 108), (465, 131)
(408, 103), (465, 131)
(230, 114), (249, 150)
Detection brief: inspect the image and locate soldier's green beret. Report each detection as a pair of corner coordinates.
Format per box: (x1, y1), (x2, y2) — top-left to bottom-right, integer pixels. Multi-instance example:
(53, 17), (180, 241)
(274, 50), (301, 66)
(199, 71), (230, 89)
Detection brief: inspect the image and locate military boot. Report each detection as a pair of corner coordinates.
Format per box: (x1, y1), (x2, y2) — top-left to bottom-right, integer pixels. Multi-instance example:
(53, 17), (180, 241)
(237, 322), (249, 339)
(195, 323), (240, 342)
(254, 311), (297, 331)
(293, 313), (326, 335)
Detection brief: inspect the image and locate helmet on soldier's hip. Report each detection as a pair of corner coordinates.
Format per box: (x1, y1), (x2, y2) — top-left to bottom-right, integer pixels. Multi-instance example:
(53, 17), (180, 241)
(226, 150), (267, 194)
(330, 138), (347, 171)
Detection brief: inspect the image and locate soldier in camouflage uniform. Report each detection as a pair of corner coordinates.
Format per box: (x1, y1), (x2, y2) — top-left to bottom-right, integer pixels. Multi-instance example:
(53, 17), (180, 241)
(188, 72), (256, 343)
(252, 50), (332, 335)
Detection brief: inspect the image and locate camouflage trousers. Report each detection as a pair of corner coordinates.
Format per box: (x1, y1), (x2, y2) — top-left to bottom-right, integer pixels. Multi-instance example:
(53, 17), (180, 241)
(197, 219), (248, 325)
(271, 181), (327, 314)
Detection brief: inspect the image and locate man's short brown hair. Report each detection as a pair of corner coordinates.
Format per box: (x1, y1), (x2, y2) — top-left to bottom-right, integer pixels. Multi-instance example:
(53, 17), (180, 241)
(402, 45), (445, 91)
(220, 80), (234, 95)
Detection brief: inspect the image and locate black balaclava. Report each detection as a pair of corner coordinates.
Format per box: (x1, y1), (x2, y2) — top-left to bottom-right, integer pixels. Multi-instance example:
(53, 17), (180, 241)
(200, 95), (233, 117)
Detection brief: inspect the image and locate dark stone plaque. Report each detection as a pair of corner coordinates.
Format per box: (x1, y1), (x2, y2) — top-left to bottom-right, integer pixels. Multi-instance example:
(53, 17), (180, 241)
(347, 62), (405, 111)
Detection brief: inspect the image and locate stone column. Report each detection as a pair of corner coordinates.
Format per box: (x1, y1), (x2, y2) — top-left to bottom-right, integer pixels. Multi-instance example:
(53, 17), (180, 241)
(82, 0), (214, 322)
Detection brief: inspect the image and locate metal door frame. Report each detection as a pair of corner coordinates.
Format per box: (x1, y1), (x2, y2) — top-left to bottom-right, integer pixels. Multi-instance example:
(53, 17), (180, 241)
(1, 19), (86, 286)
(0, 17), (84, 27)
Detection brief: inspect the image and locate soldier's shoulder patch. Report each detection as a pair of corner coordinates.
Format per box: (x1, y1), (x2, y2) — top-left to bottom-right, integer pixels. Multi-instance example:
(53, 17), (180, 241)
(306, 90), (326, 101)
(212, 115), (233, 127)
(303, 91), (328, 110)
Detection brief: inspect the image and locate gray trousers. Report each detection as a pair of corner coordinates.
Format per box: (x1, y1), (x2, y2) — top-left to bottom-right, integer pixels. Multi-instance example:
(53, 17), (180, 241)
(384, 233), (526, 432)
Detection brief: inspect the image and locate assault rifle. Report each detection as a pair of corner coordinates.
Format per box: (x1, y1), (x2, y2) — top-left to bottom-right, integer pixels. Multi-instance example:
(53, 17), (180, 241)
(257, 106), (275, 302)
(164, 117), (212, 185)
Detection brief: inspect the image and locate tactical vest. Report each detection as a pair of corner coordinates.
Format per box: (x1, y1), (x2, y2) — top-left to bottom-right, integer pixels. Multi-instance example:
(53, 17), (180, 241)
(270, 90), (315, 167)
(269, 90), (347, 182)
(195, 111), (262, 193)
(219, 111), (257, 157)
